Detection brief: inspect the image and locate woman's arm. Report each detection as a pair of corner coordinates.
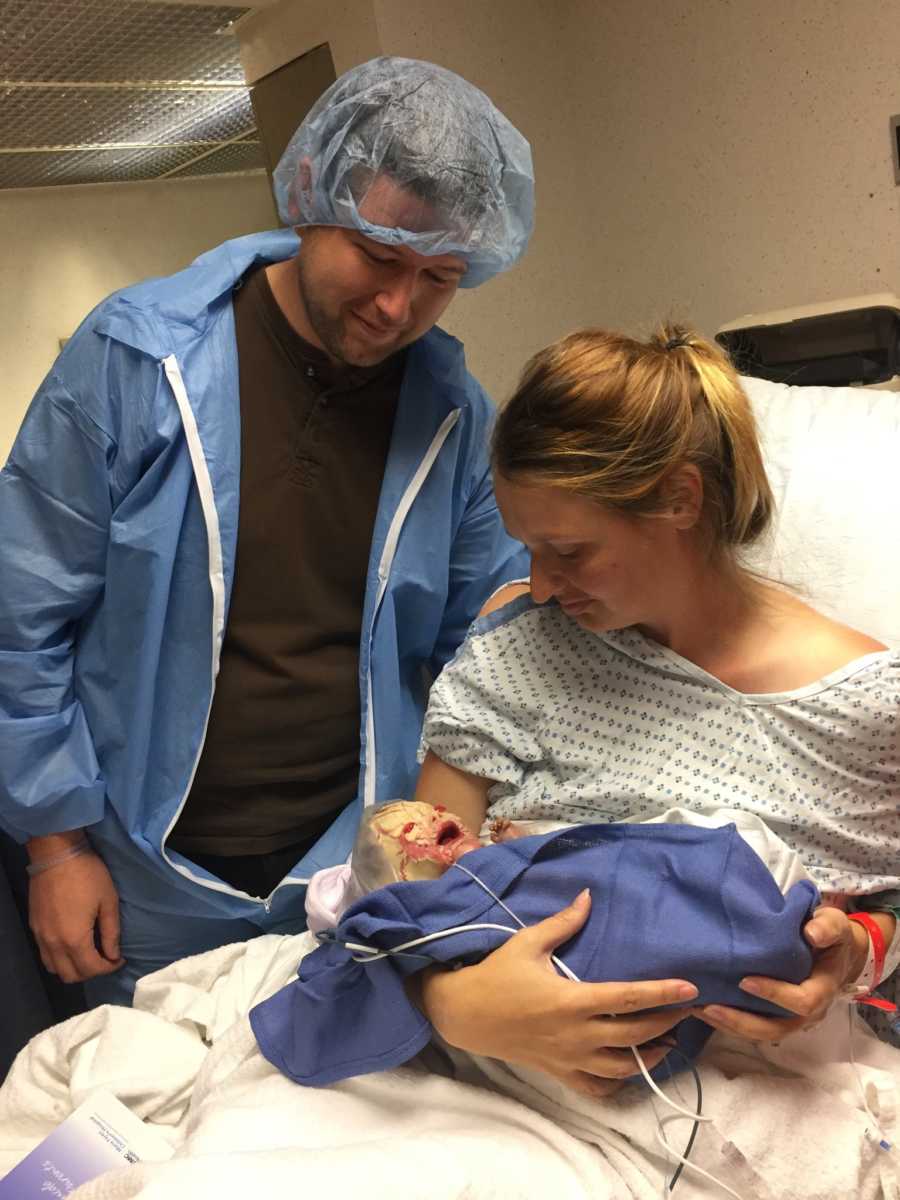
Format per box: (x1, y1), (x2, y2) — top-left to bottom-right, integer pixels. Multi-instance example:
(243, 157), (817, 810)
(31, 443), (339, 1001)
(415, 579), (532, 833)
(413, 752), (492, 835)
(412, 580), (702, 1094)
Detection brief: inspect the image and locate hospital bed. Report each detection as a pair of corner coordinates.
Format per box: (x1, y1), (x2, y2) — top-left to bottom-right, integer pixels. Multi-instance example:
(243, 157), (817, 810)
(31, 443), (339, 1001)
(721, 294), (900, 650)
(0, 362), (899, 1200)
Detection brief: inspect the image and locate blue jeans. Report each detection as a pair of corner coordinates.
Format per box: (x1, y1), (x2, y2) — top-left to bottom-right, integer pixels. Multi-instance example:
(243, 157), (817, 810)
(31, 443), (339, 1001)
(81, 836), (317, 1006)
(82, 890), (308, 1007)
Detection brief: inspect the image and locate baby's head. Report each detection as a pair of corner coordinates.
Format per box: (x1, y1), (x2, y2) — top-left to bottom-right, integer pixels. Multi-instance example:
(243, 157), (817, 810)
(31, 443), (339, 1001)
(305, 800), (482, 935)
(351, 800), (482, 892)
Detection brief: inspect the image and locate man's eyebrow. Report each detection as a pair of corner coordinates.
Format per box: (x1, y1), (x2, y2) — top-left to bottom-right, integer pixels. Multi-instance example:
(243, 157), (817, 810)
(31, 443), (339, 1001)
(356, 237), (397, 254)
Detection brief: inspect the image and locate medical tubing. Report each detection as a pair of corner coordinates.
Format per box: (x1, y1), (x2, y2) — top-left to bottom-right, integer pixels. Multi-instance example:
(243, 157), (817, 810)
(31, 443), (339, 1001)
(653, 1120), (744, 1200)
(451, 863), (741, 1196)
(848, 1004), (894, 1151)
(451, 859), (581, 979)
(657, 1045), (703, 1190)
(629, 1045), (712, 1124)
(345, 923), (521, 962)
(453, 861), (706, 1119)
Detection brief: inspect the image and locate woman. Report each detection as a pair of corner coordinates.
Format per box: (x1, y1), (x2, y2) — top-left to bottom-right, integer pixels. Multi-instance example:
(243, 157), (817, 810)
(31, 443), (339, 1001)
(411, 325), (900, 1097)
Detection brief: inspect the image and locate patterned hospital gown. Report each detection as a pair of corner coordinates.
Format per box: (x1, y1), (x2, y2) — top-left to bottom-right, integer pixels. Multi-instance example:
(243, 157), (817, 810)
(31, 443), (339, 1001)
(421, 595), (900, 897)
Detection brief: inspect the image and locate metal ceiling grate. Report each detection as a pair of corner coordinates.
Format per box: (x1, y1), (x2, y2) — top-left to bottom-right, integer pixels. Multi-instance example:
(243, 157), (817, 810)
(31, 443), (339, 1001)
(0, 0), (265, 189)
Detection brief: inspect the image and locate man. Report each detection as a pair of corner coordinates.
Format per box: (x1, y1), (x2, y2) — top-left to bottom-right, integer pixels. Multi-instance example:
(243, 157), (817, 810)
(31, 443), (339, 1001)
(0, 57), (532, 1005)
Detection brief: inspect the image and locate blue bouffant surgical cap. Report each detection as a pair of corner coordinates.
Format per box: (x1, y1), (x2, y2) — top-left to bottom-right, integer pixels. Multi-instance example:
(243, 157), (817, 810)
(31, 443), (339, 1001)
(273, 57), (535, 289)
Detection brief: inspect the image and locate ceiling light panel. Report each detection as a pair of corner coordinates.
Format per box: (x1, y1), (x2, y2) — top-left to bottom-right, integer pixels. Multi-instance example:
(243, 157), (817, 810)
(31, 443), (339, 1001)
(1, 86), (254, 147)
(162, 137), (268, 179)
(0, 0), (263, 188)
(1, 0), (246, 84)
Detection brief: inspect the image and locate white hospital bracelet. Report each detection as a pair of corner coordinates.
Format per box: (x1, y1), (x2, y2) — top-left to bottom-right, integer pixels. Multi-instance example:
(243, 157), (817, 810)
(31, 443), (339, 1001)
(26, 841), (93, 877)
(849, 927), (878, 994)
(880, 915), (900, 983)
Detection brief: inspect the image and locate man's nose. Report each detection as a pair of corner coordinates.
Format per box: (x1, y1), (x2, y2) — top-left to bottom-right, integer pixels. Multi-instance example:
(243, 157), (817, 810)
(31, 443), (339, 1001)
(373, 270), (416, 326)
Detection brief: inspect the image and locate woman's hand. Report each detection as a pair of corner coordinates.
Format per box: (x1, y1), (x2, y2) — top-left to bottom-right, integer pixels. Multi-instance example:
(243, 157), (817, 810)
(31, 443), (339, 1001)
(695, 905), (870, 1043)
(416, 889), (699, 1098)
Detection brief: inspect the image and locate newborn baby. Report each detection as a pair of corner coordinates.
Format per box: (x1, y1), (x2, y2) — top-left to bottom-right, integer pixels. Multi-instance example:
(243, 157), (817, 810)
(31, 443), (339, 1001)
(256, 806), (819, 1088)
(305, 800), (810, 935)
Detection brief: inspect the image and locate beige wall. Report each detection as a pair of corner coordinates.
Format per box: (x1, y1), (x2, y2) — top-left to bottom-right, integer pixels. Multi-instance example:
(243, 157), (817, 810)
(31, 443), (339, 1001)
(238, 0), (381, 83)
(372, 0), (586, 405)
(236, 0), (585, 406)
(9, 0), (892, 462)
(565, 0), (900, 340)
(0, 171), (276, 461)
(237, 0), (899, 400)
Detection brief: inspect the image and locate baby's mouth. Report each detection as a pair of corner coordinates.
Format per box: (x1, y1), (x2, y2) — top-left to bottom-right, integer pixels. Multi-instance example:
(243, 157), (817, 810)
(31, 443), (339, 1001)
(434, 819), (482, 862)
(435, 819), (461, 846)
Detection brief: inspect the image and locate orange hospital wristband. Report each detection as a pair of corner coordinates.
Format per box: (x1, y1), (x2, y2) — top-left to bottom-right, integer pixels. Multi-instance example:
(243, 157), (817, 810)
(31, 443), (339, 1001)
(847, 911), (895, 1010)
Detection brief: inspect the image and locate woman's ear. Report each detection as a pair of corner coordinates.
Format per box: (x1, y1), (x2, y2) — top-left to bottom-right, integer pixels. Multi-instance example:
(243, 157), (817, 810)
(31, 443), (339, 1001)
(660, 465), (703, 530)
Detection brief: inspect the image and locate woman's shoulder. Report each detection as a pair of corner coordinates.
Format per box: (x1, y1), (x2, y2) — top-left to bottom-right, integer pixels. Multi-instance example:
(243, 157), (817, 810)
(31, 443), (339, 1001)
(463, 589), (552, 652)
(470, 587), (595, 646)
(456, 588), (603, 672)
(759, 589), (893, 692)
(800, 617), (887, 671)
(478, 581), (532, 618)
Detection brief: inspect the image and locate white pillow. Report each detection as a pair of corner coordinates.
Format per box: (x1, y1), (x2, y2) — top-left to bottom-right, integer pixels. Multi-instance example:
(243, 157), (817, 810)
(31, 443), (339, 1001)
(741, 375), (900, 647)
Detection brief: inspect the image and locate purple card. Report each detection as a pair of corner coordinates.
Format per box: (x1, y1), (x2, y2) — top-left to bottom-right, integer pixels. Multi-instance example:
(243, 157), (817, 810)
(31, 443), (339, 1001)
(0, 1089), (173, 1197)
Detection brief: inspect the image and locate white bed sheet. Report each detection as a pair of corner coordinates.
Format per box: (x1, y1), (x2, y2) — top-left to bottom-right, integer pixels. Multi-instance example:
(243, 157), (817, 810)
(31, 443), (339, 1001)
(743, 376), (900, 647)
(2, 932), (898, 1200)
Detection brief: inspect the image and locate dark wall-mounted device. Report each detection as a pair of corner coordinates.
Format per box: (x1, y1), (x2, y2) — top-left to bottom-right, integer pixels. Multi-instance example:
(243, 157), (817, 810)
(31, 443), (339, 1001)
(716, 295), (900, 387)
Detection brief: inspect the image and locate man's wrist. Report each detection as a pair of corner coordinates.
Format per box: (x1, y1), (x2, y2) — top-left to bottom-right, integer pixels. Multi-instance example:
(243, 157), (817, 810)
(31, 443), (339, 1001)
(26, 840), (93, 877)
(26, 830), (87, 862)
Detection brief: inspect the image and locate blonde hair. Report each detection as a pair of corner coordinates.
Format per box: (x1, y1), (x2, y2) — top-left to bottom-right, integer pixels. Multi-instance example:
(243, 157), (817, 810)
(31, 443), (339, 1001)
(492, 323), (774, 552)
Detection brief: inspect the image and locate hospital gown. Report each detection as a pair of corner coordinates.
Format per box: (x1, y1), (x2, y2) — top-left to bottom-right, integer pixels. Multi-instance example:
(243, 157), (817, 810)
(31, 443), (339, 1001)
(420, 595), (900, 897)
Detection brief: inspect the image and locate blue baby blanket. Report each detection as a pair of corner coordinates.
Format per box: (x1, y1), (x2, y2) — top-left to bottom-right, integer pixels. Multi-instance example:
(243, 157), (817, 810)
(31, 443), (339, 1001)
(251, 823), (819, 1086)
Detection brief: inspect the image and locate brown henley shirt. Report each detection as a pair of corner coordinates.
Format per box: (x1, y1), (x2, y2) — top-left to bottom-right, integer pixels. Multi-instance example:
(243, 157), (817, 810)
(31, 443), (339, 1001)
(168, 265), (402, 858)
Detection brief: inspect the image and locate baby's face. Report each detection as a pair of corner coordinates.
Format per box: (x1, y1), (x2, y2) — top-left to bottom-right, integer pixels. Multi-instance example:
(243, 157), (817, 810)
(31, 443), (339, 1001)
(367, 801), (482, 882)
